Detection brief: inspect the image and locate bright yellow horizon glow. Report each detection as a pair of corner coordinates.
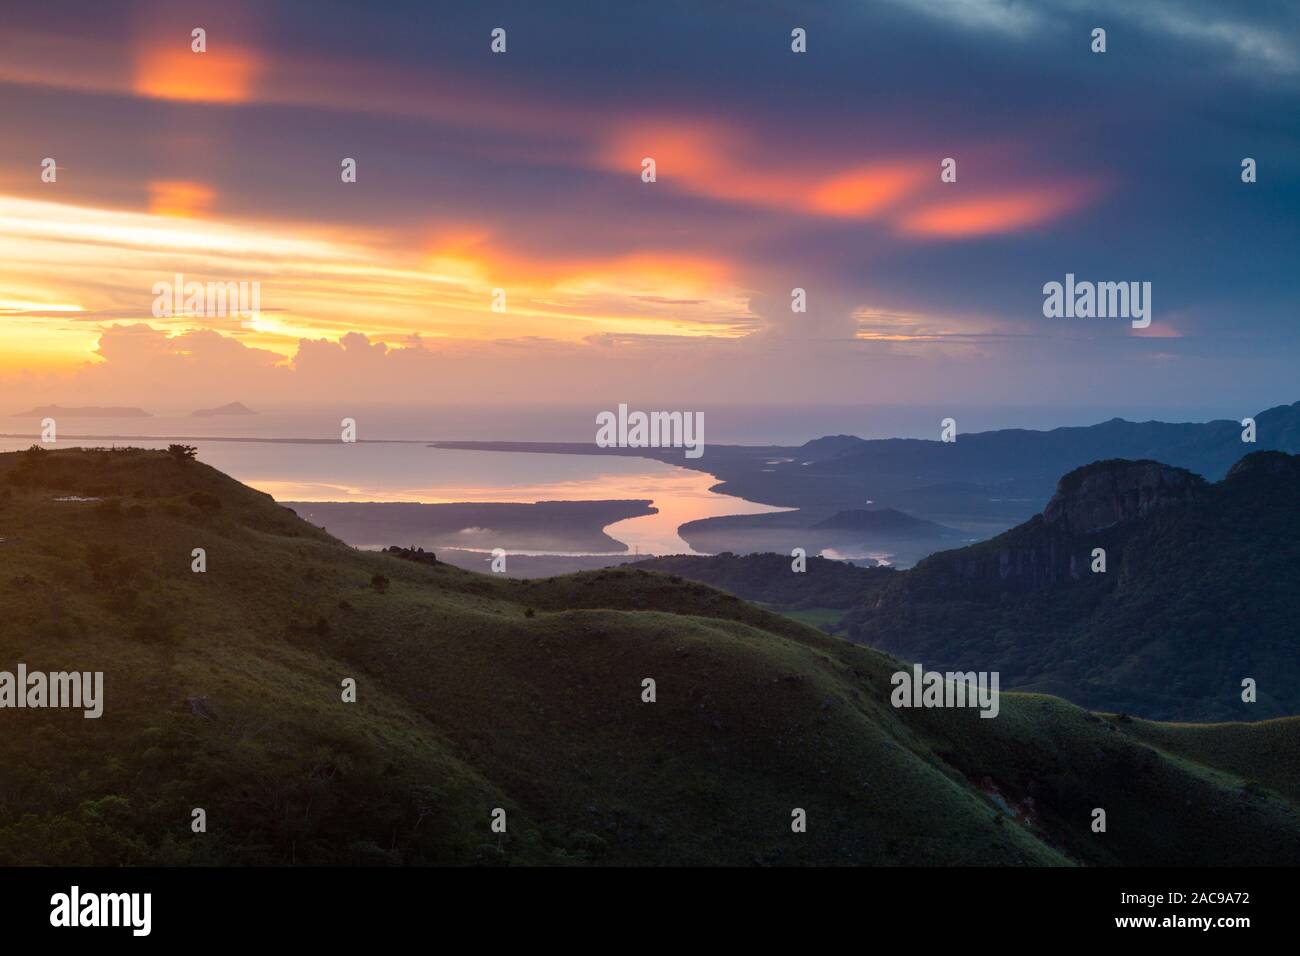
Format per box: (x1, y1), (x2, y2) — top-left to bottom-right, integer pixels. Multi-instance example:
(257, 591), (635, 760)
(0, 193), (751, 375)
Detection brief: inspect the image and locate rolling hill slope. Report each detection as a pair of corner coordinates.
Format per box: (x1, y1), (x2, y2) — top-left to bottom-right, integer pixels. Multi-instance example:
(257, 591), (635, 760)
(1, 446), (1298, 866)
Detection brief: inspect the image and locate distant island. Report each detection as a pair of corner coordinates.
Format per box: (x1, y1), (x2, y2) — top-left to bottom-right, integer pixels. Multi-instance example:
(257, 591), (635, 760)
(13, 404), (151, 418)
(192, 401), (257, 417)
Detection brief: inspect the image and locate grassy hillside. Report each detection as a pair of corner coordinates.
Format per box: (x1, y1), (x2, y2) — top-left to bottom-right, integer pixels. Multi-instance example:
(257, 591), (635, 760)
(1121, 716), (1300, 804)
(629, 552), (894, 611)
(1, 446), (1298, 866)
(627, 552), (895, 635)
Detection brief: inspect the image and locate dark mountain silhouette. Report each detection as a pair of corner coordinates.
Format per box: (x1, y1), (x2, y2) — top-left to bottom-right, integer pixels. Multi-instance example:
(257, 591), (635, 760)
(845, 451), (1300, 721)
(794, 435), (869, 459)
(806, 403), (1300, 484)
(811, 507), (955, 536)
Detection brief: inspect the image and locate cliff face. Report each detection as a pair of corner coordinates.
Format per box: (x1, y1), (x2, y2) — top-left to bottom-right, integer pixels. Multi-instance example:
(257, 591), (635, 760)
(1042, 459), (1206, 534)
(941, 519), (1078, 587)
(935, 459), (1206, 587)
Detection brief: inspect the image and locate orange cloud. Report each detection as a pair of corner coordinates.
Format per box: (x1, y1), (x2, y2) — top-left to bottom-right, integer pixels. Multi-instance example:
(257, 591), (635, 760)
(133, 43), (261, 103)
(898, 185), (1095, 238)
(422, 229), (731, 292)
(599, 122), (811, 210)
(148, 180), (215, 218)
(413, 229), (749, 338)
(555, 252), (732, 296)
(600, 119), (1102, 238)
(807, 165), (928, 217)
(604, 122), (1048, 231)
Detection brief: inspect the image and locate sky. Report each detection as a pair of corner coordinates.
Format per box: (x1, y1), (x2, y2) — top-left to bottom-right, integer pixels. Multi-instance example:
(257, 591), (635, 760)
(0, 0), (1297, 417)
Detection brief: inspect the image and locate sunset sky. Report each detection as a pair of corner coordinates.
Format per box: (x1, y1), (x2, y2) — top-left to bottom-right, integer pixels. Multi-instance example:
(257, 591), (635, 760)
(1, 0), (1297, 413)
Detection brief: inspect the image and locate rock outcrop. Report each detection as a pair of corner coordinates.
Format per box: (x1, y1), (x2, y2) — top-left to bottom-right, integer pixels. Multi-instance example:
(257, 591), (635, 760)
(1042, 459), (1206, 533)
(933, 459), (1206, 588)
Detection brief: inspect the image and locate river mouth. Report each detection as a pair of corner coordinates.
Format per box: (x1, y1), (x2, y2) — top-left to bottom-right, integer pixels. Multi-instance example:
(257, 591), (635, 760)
(260, 453), (792, 556)
(0, 436), (783, 558)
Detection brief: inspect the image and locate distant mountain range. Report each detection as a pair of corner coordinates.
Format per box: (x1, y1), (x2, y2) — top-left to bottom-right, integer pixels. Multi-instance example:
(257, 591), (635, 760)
(800, 401), (1300, 481)
(434, 400), (1300, 565)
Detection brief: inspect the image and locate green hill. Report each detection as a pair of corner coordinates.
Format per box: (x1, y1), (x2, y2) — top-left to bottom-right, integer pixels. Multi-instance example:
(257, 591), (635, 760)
(1, 446), (1298, 866)
(629, 552), (895, 611)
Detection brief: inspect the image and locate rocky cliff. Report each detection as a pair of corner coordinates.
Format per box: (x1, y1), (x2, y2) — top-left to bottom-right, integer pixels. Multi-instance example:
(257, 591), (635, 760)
(927, 459), (1207, 588)
(1042, 459), (1206, 533)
